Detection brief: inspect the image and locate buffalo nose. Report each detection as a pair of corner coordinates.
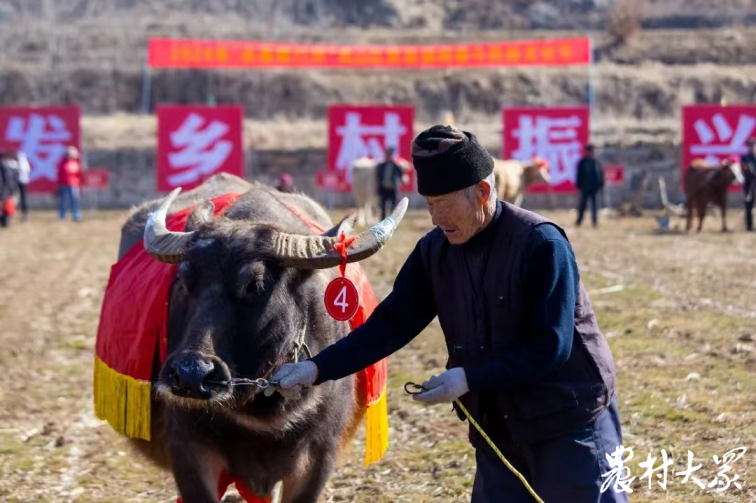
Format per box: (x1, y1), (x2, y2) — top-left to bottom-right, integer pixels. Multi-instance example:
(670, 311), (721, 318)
(170, 356), (215, 397)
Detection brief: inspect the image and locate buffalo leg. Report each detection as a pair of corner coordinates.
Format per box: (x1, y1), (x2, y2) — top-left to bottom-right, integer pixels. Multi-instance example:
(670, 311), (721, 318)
(686, 200), (693, 232)
(169, 438), (224, 503)
(720, 203), (728, 232)
(283, 449), (337, 503)
(696, 203), (706, 233)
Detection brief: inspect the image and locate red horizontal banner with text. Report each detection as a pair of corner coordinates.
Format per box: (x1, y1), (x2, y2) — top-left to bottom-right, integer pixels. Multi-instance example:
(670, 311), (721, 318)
(148, 37), (590, 69)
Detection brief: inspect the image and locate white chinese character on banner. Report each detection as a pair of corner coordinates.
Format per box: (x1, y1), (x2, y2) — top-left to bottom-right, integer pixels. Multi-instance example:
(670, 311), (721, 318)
(168, 113), (233, 186)
(512, 115), (583, 187)
(5, 114), (72, 183)
(690, 113), (756, 164)
(335, 112), (407, 183)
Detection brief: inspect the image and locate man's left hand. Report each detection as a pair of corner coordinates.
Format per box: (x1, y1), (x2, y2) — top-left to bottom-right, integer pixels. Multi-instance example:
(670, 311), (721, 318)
(412, 367), (469, 405)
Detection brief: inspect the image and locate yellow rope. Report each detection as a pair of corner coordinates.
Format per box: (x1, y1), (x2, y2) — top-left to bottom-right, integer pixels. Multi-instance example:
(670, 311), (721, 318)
(453, 399), (545, 503)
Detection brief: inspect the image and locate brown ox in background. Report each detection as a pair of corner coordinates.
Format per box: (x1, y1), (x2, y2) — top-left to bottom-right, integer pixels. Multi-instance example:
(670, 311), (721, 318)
(492, 158), (551, 207)
(684, 157), (744, 233)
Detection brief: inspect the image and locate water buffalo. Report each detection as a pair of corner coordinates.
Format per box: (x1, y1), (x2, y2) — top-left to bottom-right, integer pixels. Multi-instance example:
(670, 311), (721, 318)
(684, 157), (744, 233)
(120, 173), (407, 503)
(492, 158), (550, 207)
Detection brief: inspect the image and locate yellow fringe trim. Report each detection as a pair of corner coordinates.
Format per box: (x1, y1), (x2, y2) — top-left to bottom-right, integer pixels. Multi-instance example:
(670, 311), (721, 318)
(363, 385), (389, 467)
(93, 356), (152, 441)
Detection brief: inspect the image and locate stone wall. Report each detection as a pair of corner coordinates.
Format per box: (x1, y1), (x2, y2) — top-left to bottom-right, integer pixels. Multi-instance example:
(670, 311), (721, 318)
(24, 142), (746, 213)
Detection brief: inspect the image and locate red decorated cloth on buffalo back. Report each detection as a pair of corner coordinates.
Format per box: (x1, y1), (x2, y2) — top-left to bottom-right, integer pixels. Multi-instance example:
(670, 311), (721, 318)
(94, 193), (243, 442)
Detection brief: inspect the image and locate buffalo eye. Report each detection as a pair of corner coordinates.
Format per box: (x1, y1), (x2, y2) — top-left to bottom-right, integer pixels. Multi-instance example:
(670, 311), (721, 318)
(175, 262), (194, 294)
(176, 278), (188, 295)
(237, 262), (268, 302)
(241, 279), (266, 303)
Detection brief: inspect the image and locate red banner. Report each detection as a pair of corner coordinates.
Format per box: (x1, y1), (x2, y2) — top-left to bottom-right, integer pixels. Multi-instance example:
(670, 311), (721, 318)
(0, 106), (80, 193)
(502, 106), (590, 193)
(327, 105), (415, 193)
(682, 104), (756, 192)
(603, 164), (625, 185)
(149, 38), (591, 70)
(157, 105), (244, 192)
(82, 168), (110, 189)
(316, 169), (347, 192)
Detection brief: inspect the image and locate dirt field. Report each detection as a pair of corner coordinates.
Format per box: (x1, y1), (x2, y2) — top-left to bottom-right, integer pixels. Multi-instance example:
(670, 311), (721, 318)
(1, 206), (756, 502)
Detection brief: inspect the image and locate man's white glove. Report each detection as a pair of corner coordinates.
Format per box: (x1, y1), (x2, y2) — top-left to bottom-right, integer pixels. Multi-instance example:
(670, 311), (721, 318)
(264, 361), (319, 399)
(412, 367), (470, 405)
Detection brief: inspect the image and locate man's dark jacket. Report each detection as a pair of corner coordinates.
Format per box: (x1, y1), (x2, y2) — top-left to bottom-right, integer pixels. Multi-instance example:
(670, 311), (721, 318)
(376, 159), (404, 192)
(420, 203), (616, 445)
(741, 153), (756, 202)
(0, 160), (16, 200)
(576, 157), (604, 194)
(313, 201), (617, 448)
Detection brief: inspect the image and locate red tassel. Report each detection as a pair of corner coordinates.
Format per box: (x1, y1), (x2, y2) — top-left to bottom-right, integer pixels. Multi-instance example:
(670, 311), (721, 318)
(333, 230), (356, 277)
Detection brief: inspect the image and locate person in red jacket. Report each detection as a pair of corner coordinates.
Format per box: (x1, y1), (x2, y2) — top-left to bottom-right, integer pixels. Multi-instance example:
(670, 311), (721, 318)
(0, 150), (18, 228)
(57, 146), (82, 222)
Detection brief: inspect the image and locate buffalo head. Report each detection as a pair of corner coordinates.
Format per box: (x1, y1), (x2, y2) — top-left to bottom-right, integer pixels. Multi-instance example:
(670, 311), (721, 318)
(524, 158), (550, 186)
(722, 157), (745, 185)
(144, 188), (407, 424)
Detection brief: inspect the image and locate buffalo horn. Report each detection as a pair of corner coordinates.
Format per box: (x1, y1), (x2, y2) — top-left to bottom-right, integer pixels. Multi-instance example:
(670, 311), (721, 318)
(272, 197), (408, 269)
(143, 187), (195, 264)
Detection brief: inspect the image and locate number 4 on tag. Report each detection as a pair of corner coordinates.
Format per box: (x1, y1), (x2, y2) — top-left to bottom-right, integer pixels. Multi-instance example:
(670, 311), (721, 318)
(324, 277), (359, 321)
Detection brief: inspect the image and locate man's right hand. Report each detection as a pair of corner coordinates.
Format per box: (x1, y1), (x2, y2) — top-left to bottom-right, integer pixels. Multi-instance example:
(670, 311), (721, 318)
(264, 361), (319, 399)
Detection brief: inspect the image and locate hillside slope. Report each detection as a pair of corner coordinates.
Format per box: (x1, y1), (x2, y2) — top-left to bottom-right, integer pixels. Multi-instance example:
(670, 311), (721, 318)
(0, 0), (754, 150)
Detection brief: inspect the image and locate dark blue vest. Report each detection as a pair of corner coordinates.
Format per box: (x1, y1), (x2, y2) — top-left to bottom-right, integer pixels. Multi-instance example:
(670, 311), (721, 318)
(419, 202), (616, 445)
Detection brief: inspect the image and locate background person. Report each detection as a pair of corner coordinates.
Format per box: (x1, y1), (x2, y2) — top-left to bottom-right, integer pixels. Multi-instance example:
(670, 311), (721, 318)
(375, 146), (406, 220)
(575, 143), (605, 227)
(0, 150), (18, 228)
(11, 150), (30, 221)
(741, 138), (756, 232)
(57, 146), (83, 222)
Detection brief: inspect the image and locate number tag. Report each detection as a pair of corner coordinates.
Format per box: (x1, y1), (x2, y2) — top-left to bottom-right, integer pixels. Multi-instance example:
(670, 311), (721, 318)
(324, 277), (360, 321)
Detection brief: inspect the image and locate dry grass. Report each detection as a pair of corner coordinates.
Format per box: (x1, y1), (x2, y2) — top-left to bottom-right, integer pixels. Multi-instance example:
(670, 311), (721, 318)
(1, 207), (756, 502)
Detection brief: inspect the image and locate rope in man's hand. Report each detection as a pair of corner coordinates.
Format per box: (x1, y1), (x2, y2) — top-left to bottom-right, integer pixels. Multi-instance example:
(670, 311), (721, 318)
(404, 381), (545, 503)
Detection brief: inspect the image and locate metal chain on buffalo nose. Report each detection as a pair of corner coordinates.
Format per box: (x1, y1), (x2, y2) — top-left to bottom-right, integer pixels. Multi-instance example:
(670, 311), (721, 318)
(404, 382), (428, 395)
(205, 377), (269, 389)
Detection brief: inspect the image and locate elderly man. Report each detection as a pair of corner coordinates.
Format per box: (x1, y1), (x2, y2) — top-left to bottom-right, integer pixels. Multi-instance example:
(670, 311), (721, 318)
(269, 125), (625, 502)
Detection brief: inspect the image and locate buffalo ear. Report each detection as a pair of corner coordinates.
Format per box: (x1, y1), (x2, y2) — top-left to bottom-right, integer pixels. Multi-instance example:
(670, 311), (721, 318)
(185, 200), (216, 232)
(322, 212), (358, 237)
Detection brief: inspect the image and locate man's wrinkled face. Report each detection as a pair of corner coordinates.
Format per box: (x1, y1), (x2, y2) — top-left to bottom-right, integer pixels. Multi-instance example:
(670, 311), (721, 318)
(425, 181), (492, 245)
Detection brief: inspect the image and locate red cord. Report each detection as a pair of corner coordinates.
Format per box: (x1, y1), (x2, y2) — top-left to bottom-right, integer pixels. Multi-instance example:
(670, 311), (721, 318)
(333, 230), (356, 277)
